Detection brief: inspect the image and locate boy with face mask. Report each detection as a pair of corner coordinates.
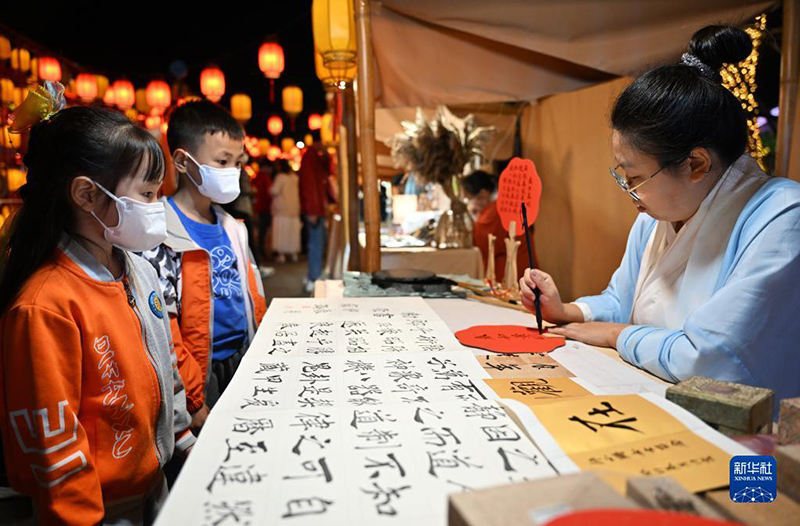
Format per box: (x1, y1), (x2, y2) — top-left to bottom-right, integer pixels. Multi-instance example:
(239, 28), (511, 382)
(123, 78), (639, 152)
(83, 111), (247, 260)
(142, 101), (267, 429)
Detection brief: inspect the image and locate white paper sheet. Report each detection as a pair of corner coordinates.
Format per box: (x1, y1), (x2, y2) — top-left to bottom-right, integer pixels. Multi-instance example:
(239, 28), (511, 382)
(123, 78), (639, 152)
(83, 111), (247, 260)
(549, 341), (668, 397)
(222, 351), (495, 412)
(249, 298), (464, 357)
(157, 401), (556, 526)
(156, 298), (555, 526)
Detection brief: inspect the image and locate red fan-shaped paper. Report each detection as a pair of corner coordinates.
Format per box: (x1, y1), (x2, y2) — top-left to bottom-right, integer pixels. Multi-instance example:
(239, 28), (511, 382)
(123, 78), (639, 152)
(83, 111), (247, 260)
(455, 325), (565, 354)
(544, 509), (740, 526)
(496, 157), (542, 236)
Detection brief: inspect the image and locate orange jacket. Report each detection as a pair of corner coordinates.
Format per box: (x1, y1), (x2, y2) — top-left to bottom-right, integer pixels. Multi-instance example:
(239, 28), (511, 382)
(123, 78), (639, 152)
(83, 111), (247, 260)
(0, 236), (193, 525)
(142, 199), (267, 412)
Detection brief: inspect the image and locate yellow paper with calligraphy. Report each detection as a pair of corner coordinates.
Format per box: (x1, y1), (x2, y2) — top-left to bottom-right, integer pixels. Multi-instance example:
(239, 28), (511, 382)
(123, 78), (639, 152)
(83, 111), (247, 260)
(486, 377), (591, 404)
(479, 354), (574, 379)
(528, 395), (731, 493)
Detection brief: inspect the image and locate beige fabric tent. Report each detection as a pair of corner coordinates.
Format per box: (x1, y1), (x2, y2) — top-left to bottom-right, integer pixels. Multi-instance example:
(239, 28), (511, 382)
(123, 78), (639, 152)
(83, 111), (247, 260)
(370, 0), (780, 300)
(373, 0), (775, 107)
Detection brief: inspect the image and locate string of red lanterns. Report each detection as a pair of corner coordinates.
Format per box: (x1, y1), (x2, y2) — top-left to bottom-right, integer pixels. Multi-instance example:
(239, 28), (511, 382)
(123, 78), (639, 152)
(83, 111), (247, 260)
(0, 32), (324, 166)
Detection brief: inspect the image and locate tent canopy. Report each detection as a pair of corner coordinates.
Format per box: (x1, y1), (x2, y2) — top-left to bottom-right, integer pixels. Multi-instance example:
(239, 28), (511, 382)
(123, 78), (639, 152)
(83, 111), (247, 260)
(368, 0), (783, 299)
(372, 0), (776, 107)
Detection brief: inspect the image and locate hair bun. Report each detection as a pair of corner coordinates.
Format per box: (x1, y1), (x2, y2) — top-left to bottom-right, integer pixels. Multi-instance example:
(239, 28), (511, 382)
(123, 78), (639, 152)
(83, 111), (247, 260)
(688, 25), (753, 71)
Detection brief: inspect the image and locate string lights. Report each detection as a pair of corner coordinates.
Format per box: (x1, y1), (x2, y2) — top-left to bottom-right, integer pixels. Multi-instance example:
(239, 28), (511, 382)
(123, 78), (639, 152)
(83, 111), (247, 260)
(720, 13), (768, 169)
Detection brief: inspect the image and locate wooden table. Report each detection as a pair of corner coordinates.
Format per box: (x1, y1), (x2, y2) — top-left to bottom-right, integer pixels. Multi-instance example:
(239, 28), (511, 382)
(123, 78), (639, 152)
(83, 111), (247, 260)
(380, 246), (484, 279)
(356, 234), (485, 279)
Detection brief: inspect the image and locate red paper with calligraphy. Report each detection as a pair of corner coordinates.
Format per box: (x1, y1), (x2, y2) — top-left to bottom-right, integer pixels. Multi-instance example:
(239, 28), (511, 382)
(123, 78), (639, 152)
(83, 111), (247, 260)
(455, 325), (565, 354)
(496, 157), (542, 236)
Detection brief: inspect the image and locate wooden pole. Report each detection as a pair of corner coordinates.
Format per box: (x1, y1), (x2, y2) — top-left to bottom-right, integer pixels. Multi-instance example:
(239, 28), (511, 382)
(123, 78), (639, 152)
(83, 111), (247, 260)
(342, 86), (361, 270)
(354, 0), (381, 272)
(777, 0), (800, 177)
(337, 121), (350, 266)
(328, 90), (349, 273)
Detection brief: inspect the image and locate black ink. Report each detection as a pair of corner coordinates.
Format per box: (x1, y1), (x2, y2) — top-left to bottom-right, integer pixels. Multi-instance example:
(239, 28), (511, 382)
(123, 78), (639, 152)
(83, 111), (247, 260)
(281, 497), (333, 518)
(510, 379), (563, 397)
(364, 453), (406, 479)
(361, 482), (410, 516)
(231, 417), (273, 435)
(291, 412), (335, 431)
(569, 401), (642, 433)
(413, 406), (443, 424)
(206, 465), (266, 493)
(223, 439), (268, 463)
(421, 427), (461, 447)
(355, 428), (400, 449)
(427, 449), (482, 477)
(351, 409), (396, 429)
(283, 458), (333, 483)
(481, 425), (521, 442)
(462, 403), (503, 420)
(292, 434), (331, 455)
(497, 447), (539, 472)
(203, 500), (253, 526)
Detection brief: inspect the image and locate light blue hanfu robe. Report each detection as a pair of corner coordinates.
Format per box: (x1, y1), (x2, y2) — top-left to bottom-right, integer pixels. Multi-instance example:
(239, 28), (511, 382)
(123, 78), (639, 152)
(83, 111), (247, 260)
(574, 154), (800, 404)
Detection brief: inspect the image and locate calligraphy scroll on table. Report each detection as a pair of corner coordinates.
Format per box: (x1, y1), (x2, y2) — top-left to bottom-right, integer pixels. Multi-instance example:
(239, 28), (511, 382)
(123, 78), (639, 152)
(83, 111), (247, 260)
(155, 298), (559, 526)
(255, 298), (464, 356)
(157, 401), (557, 525)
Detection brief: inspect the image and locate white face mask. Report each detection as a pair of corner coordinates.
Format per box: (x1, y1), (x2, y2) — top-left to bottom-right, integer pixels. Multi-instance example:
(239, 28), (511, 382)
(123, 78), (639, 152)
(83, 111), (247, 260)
(182, 151), (241, 204)
(90, 181), (168, 252)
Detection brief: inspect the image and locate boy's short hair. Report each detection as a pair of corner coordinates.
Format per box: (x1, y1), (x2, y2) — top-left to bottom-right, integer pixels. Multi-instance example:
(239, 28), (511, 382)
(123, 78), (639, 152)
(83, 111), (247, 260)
(166, 100), (245, 155)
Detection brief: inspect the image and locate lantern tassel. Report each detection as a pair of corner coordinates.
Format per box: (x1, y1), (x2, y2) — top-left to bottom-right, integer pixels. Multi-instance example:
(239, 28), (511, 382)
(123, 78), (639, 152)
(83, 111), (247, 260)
(270, 80), (275, 104)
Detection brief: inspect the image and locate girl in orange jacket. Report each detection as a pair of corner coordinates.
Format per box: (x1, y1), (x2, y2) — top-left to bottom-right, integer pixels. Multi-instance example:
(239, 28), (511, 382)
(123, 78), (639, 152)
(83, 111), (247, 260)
(0, 90), (193, 525)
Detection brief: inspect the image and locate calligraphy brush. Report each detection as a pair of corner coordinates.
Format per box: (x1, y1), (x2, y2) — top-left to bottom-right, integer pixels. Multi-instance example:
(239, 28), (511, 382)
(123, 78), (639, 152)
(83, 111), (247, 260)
(521, 203), (543, 334)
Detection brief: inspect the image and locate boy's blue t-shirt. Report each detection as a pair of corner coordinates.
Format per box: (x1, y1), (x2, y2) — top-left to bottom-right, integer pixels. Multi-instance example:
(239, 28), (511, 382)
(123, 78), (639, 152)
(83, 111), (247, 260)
(168, 197), (247, 361)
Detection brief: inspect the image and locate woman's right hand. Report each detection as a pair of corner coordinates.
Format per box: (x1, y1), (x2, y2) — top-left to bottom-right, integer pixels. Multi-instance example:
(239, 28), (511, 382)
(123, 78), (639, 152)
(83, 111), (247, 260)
(520, 268), (571, 324)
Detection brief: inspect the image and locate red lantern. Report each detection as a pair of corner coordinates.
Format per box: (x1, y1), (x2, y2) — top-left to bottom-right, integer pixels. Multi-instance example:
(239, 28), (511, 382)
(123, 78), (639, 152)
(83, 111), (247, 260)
(258, 42), (284, 102)
(259, 42), (284, 79)
(267, 146), (282, 161)
(146, 80), (171, 110)
(112, 80), (135, 109)
(267, 116), (283, 136)
(103, 86), (116, 106)
(76, 73), (98, 102)
(200, 67), (225, 102)
(145, 114), (163, 130)
(308, 113), (323, 131)
(38, 57), (62, 82)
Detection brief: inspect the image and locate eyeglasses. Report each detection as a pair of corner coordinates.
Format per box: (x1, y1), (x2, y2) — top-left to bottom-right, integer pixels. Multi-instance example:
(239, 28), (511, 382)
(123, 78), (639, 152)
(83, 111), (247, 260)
(609, 164), (665, 202)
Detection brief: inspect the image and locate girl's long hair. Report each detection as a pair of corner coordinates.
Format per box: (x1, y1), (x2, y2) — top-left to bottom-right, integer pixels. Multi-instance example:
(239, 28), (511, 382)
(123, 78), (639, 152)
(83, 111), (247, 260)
(0, 106), (164, 313)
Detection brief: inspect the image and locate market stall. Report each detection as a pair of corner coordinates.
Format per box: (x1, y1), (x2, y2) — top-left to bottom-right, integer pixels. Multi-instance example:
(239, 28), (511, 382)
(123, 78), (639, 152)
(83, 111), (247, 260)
(153, 289), (782, 525)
